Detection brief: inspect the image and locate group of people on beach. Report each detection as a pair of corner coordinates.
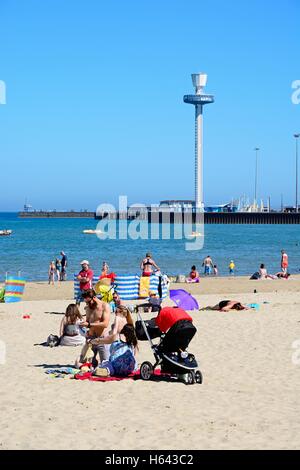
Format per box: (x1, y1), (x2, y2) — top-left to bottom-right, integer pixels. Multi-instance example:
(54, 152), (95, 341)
(186, 256), (233, 283)
(53, 252), (166, 377)
(48, 251), (68, 284)
(45, 247), (293, 379)
(58, 289), (138, 377)
(251, 250), (290, 280)
(186, 250), (290, 283)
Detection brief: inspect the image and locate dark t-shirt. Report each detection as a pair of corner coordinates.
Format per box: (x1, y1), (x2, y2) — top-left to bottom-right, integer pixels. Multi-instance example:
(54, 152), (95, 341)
(61, 255), (67, 268)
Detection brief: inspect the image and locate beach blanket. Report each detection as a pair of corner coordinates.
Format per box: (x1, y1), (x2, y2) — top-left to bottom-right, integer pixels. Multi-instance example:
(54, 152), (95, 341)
(139, 276), (151, 298)
(74, 369), (169, 382)
(4, 276), (26, 303)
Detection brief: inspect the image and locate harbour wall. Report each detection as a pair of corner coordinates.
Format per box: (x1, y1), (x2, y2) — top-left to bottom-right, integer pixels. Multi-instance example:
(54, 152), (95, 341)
(18, 211), (300, 224)
(18, 211), (95, 218)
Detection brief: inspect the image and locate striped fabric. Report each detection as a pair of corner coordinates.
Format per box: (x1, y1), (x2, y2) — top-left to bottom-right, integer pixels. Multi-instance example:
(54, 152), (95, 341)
(74, 274), (169, 301)
(114, 275), (140, 300)
(4, 276), (26, 303)
(114, 274), (169, 300)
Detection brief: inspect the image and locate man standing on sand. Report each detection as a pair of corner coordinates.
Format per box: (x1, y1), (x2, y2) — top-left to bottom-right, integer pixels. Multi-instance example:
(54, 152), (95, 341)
(202, 255), (214, 276)
(76, 260), (94, 304)
(81, 288), (111, 363)
(60, 251), (68, 281)
(281, 250), (289, 274)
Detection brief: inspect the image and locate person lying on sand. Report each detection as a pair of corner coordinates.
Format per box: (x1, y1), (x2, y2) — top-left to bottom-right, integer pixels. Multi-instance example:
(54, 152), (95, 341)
(259, 264), (277, 280)
(201, 300), (250, 312)
(274, 272), (291, 279)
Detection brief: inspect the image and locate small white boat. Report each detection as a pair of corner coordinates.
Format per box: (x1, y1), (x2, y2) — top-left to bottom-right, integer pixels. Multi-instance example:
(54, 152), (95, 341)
(0, 229), (12, 236)
(187, 231), (203, 238)
(83, 229), (103, 234)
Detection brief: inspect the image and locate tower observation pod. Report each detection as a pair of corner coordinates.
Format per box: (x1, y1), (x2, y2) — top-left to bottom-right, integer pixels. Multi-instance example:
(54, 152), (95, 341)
(184, 73), (214, 211)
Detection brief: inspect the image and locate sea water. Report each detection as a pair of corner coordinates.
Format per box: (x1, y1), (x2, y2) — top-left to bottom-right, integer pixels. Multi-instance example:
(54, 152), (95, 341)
(1, 212), (300, 281)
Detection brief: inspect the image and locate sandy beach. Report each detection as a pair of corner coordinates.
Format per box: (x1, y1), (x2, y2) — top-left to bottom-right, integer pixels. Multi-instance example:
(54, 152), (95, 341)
(1, 276), (300, 450)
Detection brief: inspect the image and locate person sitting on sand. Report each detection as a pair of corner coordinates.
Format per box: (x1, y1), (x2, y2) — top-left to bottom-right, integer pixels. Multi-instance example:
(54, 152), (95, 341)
(204, 300), (250, 312)
(90, 305), (133, 347)
(112, 291), (124, 309)
(59, 304), (86, 347)
(186, 265), (200, 283)
(92, 324), (138, 377)
(137, 291), (162, 313)
(259, 264), (277, 280)
(140, 252), (160, 277)
(76, 289), (111, 367)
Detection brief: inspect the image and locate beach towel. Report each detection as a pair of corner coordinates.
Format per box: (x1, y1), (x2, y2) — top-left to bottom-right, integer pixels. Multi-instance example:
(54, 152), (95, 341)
(45, 367), (80, 378)
(74, 369), (169, 382)
(4, 276), (26, 303)
(74, 371), (137, 381)
(139, 276), (151, 298)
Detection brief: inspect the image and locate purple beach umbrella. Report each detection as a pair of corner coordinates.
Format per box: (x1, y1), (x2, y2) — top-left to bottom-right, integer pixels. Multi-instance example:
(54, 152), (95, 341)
(169, 289), (199, 311)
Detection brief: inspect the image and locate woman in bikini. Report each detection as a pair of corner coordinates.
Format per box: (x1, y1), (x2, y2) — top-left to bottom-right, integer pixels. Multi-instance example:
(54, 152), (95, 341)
(202, 300), (249, 312)
(140, 253), (160, 276)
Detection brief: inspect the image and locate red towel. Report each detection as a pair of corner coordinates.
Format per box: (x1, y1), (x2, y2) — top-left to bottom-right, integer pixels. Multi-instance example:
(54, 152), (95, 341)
(74, 369), (168, 382)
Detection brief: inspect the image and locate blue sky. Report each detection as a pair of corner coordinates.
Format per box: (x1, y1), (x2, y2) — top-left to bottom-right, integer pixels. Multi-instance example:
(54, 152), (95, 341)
(0, 0), (299, 211)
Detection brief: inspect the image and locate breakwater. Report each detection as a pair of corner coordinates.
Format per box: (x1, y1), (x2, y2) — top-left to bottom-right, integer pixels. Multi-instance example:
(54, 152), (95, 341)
(18, 211), (300, 224)
(18, 211), (95, 218)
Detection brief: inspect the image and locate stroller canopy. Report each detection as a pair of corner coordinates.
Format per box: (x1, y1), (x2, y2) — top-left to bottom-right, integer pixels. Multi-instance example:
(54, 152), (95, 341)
(155, 307), (193, 333)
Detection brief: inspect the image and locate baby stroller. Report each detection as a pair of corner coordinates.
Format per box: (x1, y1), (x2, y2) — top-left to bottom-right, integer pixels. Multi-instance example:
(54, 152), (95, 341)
(135, 311), (203, 385)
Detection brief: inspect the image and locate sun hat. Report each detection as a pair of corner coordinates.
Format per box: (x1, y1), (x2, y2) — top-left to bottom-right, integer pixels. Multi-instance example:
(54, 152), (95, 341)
(80, 260), (89, 265)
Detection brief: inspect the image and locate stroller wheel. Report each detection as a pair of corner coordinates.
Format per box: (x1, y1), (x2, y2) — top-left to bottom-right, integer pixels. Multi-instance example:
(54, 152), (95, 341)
(187, 371), (195, 385)
(180, 371), (195, 385)
(195, 370), (203, 384)
(140, 361), (154, 381)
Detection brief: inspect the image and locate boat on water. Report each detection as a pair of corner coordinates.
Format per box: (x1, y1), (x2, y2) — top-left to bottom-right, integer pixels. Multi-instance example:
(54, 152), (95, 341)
(187, 231), (203, 238)
(0, 229), (12, 236)
(83, 229), (103, 234)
